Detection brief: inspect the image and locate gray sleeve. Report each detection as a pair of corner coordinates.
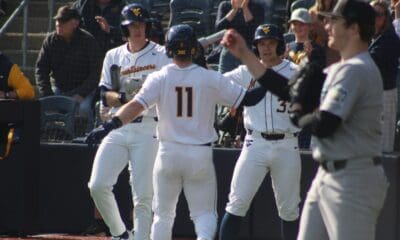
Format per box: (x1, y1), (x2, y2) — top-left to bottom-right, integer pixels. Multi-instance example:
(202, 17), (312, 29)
(319, 65), (361, 120)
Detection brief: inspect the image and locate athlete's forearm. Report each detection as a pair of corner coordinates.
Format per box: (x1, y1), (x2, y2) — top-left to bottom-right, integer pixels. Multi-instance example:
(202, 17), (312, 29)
(297, 110), (342, 138)
(256, 69), (291, 101)
(239, 85), (267, 107)
(239, 49), (267, 79)
(115, 100), (145, 125)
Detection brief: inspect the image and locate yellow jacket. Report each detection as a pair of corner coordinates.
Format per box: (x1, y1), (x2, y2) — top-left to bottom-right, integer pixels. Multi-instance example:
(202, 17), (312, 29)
(0, 53), (35, 100)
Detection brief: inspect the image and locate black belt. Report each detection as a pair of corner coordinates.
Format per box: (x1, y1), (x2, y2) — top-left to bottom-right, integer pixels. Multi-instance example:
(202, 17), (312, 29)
(320, 157), (382, 172)
(131, 116), (158, 123)
(202, 142), (212, 146)
(247, 129), (297, 141)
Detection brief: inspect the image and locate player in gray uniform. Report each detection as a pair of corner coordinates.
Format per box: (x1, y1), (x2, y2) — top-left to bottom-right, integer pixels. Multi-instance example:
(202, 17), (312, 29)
(85, 24), (270, 240)
(220, 0), (389, 239)
(219, 24), (301, 240)
(86, 4), (171, 240)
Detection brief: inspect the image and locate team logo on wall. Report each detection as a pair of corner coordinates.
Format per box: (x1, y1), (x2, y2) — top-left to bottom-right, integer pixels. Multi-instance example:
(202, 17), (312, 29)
(132, 8), (141, 16)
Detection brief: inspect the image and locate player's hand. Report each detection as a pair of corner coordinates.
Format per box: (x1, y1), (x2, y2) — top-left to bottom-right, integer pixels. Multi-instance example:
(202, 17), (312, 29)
(221, 29), (249, 59)
(84, 117), (123, 146)
(231, 0), (242, 10)
(95, 16), (110, 33)
(241, 0), (250, 9)
(395, 0), (400, 19)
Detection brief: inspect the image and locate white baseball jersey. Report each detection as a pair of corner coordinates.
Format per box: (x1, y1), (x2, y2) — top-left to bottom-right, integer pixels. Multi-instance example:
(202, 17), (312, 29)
(88, 41), (171, 239)
(224, 59), (300, 133)
(100, 41), (171, 117)
(134, 63), (246, 144)
(222, 59), (302, 224)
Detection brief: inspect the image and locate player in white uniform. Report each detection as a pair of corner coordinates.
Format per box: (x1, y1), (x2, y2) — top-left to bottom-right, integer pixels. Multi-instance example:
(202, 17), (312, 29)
(85, 24), (270, 240)
(86, 4), (171, 240)
(219, 24), (301, 240)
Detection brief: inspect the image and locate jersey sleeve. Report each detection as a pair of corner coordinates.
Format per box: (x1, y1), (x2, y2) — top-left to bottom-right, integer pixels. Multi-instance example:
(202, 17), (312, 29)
(223, 65), (252, 88)
(99, 50), (113, 89)
(8, 64), (35, 100)
(216, 74), (246, 108)
(319, 64), (361, 120)
(134, 71), (162, 109)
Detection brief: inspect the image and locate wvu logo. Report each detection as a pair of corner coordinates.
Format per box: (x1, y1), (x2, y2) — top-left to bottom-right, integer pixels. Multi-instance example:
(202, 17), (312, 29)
(131, 8), (141, 16)
(262, 26), (270, 34)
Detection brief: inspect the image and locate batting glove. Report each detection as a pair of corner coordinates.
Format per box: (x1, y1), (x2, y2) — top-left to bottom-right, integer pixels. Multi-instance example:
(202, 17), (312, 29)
(85, 116), (123, 146)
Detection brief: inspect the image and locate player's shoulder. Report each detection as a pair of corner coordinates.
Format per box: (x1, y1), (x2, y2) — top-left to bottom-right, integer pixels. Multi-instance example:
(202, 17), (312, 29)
(105, 43), (128, 58)
(146, 41), (167, 55)
(281, 59), (298, 71)
(273, 59), (298, 77)
(335, 52), (374, 75)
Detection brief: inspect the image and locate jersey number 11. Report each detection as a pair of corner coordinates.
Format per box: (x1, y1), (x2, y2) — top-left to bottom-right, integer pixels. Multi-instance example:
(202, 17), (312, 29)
(176, 86), (193, 117)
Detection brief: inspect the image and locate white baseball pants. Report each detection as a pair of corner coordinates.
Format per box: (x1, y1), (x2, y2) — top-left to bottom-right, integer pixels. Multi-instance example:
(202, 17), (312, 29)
(88, 121), (158, 239)
(226, 134), (301, 221)
(150, 141), (218, 240)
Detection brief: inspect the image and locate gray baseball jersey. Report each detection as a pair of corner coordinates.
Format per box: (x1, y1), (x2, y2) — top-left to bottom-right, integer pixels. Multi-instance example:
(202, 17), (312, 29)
(297, 52), (389, 240)
(312, 52), (383, 161)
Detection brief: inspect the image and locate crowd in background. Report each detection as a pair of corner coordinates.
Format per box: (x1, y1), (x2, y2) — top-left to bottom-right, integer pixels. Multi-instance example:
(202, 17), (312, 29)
(0, 0), (397, 239)
(2, 0), (400, 152)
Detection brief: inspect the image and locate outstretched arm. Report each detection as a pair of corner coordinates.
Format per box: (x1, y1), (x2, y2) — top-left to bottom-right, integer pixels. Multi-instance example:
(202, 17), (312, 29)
(221, 29), (291, 100)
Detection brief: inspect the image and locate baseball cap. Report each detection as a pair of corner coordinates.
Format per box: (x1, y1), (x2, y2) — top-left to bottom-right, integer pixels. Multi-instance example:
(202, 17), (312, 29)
(53, 5), (81, 22)
(319, 0), (376, 26)
(289, 8), (311, 24)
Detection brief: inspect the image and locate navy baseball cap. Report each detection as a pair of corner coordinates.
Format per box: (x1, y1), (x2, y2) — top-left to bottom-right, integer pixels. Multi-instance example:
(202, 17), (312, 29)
(319, 0), (376, 26)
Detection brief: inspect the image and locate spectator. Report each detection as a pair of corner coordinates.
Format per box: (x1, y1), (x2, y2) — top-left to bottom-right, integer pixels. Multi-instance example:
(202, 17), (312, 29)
(35, 5), (103, 133)
(286, 8), (326, 149)
(72, 0), (126, 55)
(391, 0), (400, 149)
(215, 0), (264, 73)
(148, 15), (164, 45)
(287, 8), (326, 66)
(369, 0), (400, 152)
(290, 0), (314, 14)
(0, 52), (35, 100)
(308, 0), (340, 65)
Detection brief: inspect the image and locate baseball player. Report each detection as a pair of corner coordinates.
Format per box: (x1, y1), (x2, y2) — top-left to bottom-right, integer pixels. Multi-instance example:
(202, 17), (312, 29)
(221, 0), (389, 239)
(86, 3), (171, 240)
(85, 24), (269, 240)
(219, 24), (301, 240)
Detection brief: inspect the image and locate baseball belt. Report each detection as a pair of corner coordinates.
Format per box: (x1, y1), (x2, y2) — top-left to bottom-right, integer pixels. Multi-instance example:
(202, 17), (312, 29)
(131, 116), (158, 123)
(246, 129), (298, 141)
(320, 156), (382, 172)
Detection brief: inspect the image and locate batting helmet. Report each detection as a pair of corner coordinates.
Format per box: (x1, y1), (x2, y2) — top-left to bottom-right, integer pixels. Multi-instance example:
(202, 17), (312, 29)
(253, 24), (285, 56)
(120, 3), (152, 37)
(165, 24), (198, 59)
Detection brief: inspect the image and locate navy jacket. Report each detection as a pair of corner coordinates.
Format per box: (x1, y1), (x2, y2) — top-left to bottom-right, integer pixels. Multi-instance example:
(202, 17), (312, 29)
(369, 24), (400, 90)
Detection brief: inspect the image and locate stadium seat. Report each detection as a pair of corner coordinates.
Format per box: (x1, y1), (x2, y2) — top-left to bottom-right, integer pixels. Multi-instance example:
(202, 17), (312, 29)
(169, 0), (213, 37)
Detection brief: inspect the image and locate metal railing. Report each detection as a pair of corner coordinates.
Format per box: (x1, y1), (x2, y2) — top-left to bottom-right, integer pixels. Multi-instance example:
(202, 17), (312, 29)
(0, 0), (29, 68)
(48, 0), (54, 32)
